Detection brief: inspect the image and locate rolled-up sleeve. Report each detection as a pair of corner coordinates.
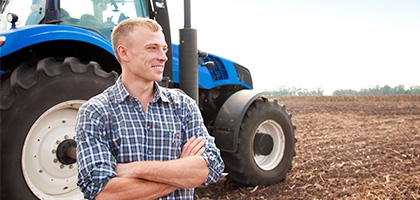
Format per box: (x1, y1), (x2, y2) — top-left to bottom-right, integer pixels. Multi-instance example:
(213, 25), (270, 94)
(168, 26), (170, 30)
(183, 99), (225, 185)
(75, 103), (117, 200)
(200, 133), (225, 185)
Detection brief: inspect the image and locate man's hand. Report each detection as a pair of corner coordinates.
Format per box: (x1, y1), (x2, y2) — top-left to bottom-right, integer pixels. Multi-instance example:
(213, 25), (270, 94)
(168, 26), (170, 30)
(180, 136), (206, 158)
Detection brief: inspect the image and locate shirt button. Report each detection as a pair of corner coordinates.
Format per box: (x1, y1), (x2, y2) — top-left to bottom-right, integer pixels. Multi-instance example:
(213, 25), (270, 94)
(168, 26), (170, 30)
(148, 150), (152, 155)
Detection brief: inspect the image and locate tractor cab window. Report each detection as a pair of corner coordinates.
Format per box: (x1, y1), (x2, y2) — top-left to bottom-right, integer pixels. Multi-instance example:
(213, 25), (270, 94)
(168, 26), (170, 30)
(26, 0), (45, 25)
(60, 0), (150, 40)
(0, 0), (150, 37)
(1, 0), (10, 14)
(0, 0), (46, 29)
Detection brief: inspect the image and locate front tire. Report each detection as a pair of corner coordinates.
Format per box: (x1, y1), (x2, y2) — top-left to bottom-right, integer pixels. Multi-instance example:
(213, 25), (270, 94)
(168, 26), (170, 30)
(1, 57), (118, 199)
(222, 97), (296, 186)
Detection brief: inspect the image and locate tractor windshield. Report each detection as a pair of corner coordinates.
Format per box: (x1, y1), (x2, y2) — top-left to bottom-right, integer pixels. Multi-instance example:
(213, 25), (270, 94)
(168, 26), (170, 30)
(0, 0), (47, 29)
(60, 0), (150, 40)
(0, 0), (150, 40)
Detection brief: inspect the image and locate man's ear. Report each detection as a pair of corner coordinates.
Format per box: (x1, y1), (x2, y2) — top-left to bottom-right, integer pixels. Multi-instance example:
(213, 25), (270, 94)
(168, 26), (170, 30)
(117, 45), (129, 61)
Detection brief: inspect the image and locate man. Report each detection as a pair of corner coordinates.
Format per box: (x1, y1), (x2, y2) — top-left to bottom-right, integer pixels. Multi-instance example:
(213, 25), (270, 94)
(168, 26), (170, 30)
(75, 18), (224, 199)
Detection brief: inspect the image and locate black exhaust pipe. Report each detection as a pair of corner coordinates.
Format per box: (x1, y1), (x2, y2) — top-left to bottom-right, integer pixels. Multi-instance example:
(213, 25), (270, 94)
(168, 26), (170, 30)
(179, 0), (198, 103)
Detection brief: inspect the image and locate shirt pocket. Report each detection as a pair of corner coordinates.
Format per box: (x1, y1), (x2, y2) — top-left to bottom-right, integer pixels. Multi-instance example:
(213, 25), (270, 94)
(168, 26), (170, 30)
(158, 120), (184, 160)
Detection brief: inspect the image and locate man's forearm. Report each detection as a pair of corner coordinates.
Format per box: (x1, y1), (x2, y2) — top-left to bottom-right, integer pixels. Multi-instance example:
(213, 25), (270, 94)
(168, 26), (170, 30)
(96, 177), (176, 200)
(117, 155), (209, 188)
(142, 155), (209, 188)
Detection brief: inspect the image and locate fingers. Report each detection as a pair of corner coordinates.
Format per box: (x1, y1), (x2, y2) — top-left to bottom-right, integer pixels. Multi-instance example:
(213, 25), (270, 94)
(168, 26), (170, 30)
(196, 146), (205, 155)
(180, 136), (206, 158)
(182, 136), (195, 148)
(189, 137), (205, 155)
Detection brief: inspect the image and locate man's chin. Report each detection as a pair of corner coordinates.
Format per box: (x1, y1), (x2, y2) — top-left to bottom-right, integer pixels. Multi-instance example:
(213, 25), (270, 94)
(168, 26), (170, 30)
(156, 76), (165, 83)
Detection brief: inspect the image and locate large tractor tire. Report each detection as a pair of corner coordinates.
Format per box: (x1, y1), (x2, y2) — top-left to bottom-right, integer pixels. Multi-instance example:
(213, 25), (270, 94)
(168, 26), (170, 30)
(222, 97), (296, 186)
(0, 57), (118, 199)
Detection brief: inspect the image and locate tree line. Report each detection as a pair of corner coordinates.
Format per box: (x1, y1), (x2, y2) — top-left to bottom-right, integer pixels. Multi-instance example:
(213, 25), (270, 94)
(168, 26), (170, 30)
(268, 85), (420, 96)
(269, 86), (324, 96)
(333, 85), (420, 95)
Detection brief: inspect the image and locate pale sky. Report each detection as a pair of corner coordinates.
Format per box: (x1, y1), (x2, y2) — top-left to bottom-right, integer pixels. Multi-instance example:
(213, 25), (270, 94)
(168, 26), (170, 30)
(168, 0), (420, 95)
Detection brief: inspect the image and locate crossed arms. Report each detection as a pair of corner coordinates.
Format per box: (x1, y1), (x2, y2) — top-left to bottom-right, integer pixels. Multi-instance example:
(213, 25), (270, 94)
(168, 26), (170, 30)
(96, 137), (209, 199)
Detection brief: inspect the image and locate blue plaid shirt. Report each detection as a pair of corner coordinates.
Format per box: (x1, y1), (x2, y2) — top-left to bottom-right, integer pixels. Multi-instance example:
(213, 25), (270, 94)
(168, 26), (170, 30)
(75, 77), (224, 200)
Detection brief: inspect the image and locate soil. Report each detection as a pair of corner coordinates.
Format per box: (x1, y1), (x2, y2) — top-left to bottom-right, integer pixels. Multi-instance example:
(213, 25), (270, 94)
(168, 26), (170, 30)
(195, 96), (420, 199)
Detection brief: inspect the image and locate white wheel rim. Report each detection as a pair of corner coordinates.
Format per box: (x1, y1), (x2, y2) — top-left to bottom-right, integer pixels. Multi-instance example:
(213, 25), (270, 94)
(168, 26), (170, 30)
(253, 119), (286, 171)
(22, 100), (85, 199)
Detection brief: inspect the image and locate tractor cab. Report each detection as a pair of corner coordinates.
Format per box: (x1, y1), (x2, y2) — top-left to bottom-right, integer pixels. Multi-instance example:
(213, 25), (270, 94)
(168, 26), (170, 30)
(1, 0), (151, 40)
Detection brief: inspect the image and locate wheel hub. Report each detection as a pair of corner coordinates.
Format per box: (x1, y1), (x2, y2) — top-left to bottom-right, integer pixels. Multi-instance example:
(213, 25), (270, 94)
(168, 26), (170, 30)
(56, 139), (77, 165)
(253, 119), (286, 171)
(254, 132), (274, 156)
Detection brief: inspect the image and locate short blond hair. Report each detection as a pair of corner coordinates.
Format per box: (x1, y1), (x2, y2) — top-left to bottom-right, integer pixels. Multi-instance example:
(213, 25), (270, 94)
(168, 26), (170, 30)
(111, 18), (163, 62)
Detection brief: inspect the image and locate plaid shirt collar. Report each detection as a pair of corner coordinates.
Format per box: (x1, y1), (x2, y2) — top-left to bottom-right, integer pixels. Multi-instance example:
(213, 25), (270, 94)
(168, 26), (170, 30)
(112, 76), (170, 104)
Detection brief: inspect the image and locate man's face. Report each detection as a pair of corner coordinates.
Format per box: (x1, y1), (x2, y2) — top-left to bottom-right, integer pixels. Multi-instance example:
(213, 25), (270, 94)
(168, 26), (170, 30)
(122, 26), (168, 83)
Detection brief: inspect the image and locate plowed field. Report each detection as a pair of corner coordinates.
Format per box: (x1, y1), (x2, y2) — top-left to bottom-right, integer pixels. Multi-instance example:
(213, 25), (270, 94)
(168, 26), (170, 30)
(195, 95), (420, 199)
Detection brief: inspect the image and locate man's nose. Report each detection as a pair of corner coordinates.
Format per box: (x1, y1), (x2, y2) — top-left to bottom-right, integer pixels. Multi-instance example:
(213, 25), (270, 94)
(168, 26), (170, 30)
(159, 49), (168, 62)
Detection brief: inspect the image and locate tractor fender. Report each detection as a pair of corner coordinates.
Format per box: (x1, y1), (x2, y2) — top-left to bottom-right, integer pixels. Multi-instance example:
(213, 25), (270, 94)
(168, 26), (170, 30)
(0, 25), (113, 57)
(213, 89), (269, 152)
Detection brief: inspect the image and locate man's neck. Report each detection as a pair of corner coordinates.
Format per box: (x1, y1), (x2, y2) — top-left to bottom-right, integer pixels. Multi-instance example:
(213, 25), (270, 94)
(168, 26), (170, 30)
(121, 76), (155, 113)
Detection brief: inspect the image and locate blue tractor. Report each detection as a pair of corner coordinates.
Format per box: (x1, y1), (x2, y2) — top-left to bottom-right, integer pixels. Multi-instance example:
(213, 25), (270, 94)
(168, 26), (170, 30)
(0, 0), (296, 199)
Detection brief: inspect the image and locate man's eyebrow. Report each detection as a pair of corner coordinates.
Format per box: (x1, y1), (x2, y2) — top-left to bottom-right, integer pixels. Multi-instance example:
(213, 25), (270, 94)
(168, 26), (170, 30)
(147, 43), (166, 47)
